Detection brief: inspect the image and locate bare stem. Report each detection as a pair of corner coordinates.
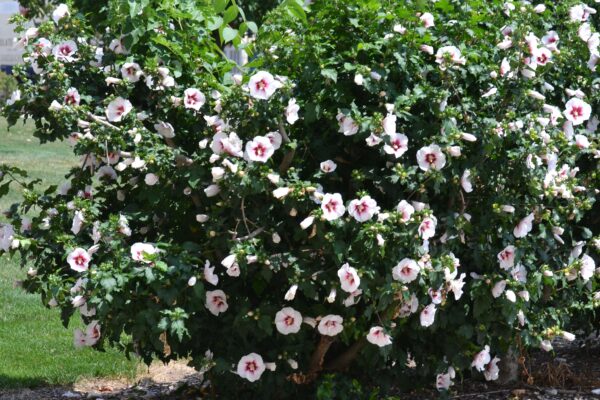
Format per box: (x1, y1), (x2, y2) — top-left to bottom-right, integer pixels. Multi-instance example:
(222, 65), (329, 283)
(87, 113), (120, 131)
(235, 227), (264, 242)
(278, 118), (295, 174)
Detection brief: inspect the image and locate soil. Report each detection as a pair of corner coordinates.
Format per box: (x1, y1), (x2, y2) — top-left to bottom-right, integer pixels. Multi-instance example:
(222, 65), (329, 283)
(0, 361), (206, 400)
(1, 338), (600, 399)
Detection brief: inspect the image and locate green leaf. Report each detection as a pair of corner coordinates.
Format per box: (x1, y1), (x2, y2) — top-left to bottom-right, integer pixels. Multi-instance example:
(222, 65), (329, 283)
(257, 315), (273, 335)
(434, 0), (455, 12)
(182, 242), (202, 252)
(101, 277), (118, 292)
(151, 35), (185, 58)
(283, 0), (307, 23)
(246, 21), (258, 33)
(193, 282), (205, 300)
(223, 5), (239, 24)
(207, 16), (223, 31)
(223, 26), (238, 43)
(456, 324), (473, 339)
(157, 317), (169, 331)
(213, 0), (228, 13)
(170, 319), (188, 341)
(321, 68), (337, 82)
(0, 182), (10, 198)
(145, 267), (155, 283)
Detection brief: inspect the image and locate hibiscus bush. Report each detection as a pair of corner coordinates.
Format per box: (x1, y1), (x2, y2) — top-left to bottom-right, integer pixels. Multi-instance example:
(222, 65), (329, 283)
(2, 0), (600, 397)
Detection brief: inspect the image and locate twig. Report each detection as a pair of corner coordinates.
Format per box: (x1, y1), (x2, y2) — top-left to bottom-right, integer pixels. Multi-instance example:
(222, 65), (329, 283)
(278, 118), (296, 174)
(522, 384), (584, 395)
(190, 194), (201, 208)
(451, 389), (512, 399)
(165, 137), (176, 147)
(87, 112), (120, 131)
(104, 140), (110, 165)
(234, 227), (264, 242)
(240, 197), (251, 235)
(175, 154), (193, 166)
(80, 153), (90, 170)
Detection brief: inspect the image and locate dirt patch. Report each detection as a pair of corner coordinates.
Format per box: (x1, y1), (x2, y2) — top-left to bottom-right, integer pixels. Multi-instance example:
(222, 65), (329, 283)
(0, 361), (205, 400)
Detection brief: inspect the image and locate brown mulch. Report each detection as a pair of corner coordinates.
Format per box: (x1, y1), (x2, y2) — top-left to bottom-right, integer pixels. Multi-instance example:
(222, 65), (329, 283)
(412, 336), (600, 400)
(0, 361), (206, 400)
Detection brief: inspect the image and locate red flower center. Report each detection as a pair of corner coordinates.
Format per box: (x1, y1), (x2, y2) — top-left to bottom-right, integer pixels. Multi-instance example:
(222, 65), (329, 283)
(570, 106), (583, 118)
(256, 79), (268, 91)
(246, 361), (257, 373)
(212, 296), (224, 307)
(537, 54), (548, 64)
(325, 200), (338, 212)
(60, 45), (71, 56)
(187, 93), (198, 104)
(425, 153), (437, 165)
(344, 272), (355, 285)
(65, 94), (76, 104)
(253, 143), (266, 157)
(74, 254), (86, 266)
(90, 326), (100, 339)
(354, 202), (367, 215)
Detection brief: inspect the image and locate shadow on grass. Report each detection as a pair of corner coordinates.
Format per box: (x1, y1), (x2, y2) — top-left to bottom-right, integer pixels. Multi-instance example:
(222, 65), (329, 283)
(0, 375), (50, 390)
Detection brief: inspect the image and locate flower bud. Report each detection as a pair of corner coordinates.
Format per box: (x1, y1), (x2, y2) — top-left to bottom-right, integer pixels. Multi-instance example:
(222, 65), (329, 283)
(420, 45), (434, 55)
(273, 187), (291, 199)
(561, 331), (575, 341)
(211, 166), (225, 181)
(204, 184), (220, 197)
(284, 284), (298, 301)
(272, 233), (281, 243)
(447, 146), (462, 157)
(144, 173), (159, 186)
(300, 216), (315, 230)
(540, 340), (553, 352)
(460, 132), (477, 142)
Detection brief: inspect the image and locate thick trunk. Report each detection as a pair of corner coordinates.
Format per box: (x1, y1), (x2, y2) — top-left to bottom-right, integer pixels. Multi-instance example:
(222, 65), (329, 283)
(288, 336), (334, 384)
(324, 338), (367, 372)
(497, 345), (520, 385)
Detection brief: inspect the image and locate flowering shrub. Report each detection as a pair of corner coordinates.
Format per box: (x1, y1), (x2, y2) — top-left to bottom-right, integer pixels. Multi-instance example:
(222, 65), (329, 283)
(2, 0), (600, 397)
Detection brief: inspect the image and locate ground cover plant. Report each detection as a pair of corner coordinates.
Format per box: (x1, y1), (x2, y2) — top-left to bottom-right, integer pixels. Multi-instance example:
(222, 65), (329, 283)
(2, 0), (600, 397)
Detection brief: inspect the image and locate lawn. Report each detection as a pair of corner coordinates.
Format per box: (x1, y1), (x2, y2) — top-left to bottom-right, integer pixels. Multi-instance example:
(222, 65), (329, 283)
(0, 118), (139, 389)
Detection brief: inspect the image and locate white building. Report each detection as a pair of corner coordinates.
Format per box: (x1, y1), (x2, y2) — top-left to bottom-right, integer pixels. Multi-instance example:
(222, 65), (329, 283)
(0, 1), (22, 67)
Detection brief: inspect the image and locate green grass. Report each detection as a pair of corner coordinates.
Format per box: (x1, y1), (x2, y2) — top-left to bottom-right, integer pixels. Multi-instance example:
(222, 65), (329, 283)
(0, 119), (139, 390)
